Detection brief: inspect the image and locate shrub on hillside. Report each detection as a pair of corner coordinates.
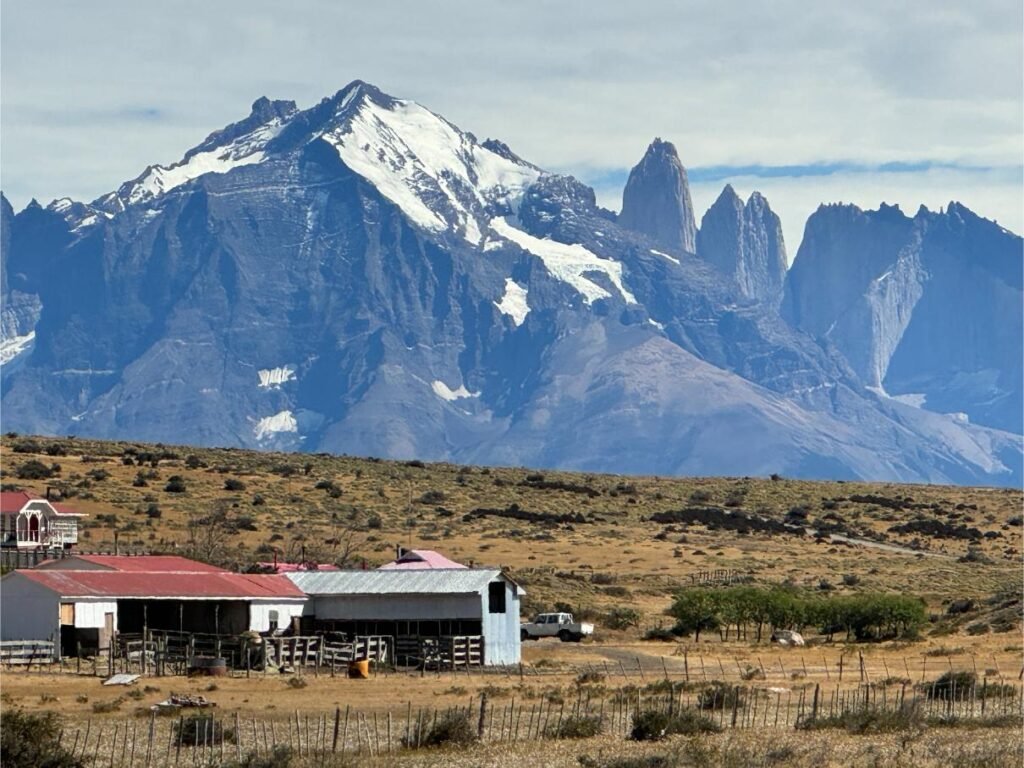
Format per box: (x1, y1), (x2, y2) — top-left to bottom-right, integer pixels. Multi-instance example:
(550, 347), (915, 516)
(17, 460), (57, 479)
(164, 476), (187, 493)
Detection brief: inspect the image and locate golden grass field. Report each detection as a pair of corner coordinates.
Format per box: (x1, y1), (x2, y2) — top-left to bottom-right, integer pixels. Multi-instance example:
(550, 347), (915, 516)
(1, 434), (1021, 765)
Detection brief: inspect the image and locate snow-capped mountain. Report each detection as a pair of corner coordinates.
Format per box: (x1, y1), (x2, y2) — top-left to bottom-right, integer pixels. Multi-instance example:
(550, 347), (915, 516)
(2, 81), (1021, 485)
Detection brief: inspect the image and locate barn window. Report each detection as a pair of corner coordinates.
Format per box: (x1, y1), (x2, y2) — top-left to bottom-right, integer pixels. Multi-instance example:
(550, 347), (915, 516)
(268, 610), (279, 631)
(488, 582), (506, 614)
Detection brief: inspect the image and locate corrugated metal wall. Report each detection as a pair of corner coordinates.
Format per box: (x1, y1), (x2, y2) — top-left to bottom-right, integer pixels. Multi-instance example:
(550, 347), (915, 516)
(481, 581), (521, 665)
(0, 573), (59, 642)
(312, 593), (481, 621)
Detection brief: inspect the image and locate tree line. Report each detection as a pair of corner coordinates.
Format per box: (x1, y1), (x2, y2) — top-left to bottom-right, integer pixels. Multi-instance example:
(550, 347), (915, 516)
(667, 586), (927, 642)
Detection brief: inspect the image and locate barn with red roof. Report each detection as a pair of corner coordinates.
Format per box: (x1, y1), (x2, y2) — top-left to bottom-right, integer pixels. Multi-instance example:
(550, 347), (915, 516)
(0, 555), (306, 659)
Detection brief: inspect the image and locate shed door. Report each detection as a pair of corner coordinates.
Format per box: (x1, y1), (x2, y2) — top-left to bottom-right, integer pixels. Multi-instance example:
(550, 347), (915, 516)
(60, 603), (75, 626)
(98, 613), (115, 651)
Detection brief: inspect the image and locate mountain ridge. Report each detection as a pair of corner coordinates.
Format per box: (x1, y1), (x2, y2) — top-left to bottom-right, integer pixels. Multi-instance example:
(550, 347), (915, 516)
(2, 82), (1020, 486)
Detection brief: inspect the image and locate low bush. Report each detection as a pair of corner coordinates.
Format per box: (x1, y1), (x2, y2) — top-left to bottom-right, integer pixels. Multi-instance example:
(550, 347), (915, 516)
(17, 460), (57, 479)
(175, 714), (235, 746)
(799, 704), (922, 734)
(547, 714), (601, 739)
(91, 697), (125, 713)
(643, 626), (678, 642)
(164, 476), (187, 493)
(922, 671), (976, 701)
(604, 607), (642, 630)
(223, 745), (296, 768)
(403, 711), (477, 748)
(0, 707), (86, 768)
(224, 478), (246, 491)
(696, 682), (743, 711)
(629, 709), (720, 741)
(575, 670), (605, 686)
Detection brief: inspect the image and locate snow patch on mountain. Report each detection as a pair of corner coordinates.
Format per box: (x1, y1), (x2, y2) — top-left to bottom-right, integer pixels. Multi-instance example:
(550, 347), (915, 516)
(0, 330), (35, 365)
(431, 381), (479, 401)
(650, 249), (680, 265)
(121, 119), (289, 206)
(494, 279), (529, 326)
(258, 366), (296, 389)
(253, 410), (298, 440)
(321, 95), (540, 241)
(490, 218), (636, 305)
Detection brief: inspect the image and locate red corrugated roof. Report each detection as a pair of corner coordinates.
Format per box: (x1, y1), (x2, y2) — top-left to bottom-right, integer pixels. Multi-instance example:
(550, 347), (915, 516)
(62, 555), (228, 573)
(0, 491), (32, 513)
(0, 491), (83, 516)
(15, 570), (305, 599)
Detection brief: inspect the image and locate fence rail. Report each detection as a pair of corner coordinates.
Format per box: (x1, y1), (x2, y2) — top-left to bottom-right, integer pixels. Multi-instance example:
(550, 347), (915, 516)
(0, 639), (55, 665)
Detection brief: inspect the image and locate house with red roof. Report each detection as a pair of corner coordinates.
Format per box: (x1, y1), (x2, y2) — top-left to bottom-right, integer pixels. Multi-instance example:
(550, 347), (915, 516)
(0, 491), (86, 550)
(0, 555), (306, 659)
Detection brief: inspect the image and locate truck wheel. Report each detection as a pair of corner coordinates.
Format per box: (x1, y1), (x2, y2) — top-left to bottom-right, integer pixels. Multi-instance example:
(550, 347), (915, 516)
(521, 629), (530, 641)
(557, 629), (571, 642)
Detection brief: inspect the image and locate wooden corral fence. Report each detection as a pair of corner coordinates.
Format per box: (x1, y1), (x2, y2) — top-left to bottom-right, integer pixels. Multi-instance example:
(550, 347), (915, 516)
(53, 680), (1024, 767)
(395, 635), (482, 668)
(265, 635), (391, 669)
(0, 639), (55, 666)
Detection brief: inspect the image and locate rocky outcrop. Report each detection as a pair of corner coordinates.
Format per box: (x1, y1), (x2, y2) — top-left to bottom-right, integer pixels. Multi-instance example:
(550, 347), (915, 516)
(783, 202), (1022, 433)
(696, 185), (787, 304)
(618, 138), (697, 254)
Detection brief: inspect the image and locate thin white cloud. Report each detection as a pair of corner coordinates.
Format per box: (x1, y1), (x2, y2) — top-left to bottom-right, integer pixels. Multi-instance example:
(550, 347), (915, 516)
(1, 0), (1020, 233)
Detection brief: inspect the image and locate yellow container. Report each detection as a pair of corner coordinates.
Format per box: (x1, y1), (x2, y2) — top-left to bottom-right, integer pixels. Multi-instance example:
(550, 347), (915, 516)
(348, 659), (370, 679)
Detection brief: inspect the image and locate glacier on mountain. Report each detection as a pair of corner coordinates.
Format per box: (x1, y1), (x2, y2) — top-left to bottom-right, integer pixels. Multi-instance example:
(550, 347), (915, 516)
(1, 80), (1020, 486)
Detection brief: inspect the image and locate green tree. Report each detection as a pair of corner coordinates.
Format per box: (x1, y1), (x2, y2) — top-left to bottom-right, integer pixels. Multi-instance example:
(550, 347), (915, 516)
(668, 589), (722, 642)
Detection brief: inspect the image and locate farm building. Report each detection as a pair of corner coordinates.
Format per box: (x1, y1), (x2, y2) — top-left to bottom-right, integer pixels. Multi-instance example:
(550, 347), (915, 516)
(0, 491), (85, 550)
(287, 568), (523, 665)
(0, 556), (305, 659)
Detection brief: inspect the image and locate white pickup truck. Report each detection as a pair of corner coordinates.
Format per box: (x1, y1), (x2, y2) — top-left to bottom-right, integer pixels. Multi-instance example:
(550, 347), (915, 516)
(521, 612), (594, 642)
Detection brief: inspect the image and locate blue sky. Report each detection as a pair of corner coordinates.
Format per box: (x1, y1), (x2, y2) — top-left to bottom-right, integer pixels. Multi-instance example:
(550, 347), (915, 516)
(2, 1), (1021, 255)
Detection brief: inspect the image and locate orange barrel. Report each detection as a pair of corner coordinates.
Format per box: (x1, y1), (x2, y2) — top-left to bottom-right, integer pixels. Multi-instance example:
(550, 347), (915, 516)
(348, 659), (370, 679)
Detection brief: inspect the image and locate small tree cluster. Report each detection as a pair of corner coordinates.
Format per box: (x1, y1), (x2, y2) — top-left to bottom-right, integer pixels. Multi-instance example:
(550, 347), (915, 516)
(667, 586), (926, 642)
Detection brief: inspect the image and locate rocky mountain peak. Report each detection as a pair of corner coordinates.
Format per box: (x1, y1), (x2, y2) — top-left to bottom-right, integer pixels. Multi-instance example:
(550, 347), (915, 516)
(696, 185), (787, 304)
(618, 138), (697, 254)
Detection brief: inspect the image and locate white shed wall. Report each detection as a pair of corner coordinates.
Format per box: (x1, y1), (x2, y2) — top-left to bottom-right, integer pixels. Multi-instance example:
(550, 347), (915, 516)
(312, 594), (482, 621)
(482, 582), (522, 665)
(0, 574), (59, 643)
(73, 601), (118, 630)
(249, 601), (306, 632)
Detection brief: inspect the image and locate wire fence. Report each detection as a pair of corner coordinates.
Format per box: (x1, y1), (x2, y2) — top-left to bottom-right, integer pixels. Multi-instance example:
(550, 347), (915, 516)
(55, 679), (1024, 767)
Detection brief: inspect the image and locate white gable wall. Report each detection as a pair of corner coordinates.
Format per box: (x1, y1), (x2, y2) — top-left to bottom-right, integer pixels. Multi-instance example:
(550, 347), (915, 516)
(249, 600), (306, 632)
(481, 581), (522, 665)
